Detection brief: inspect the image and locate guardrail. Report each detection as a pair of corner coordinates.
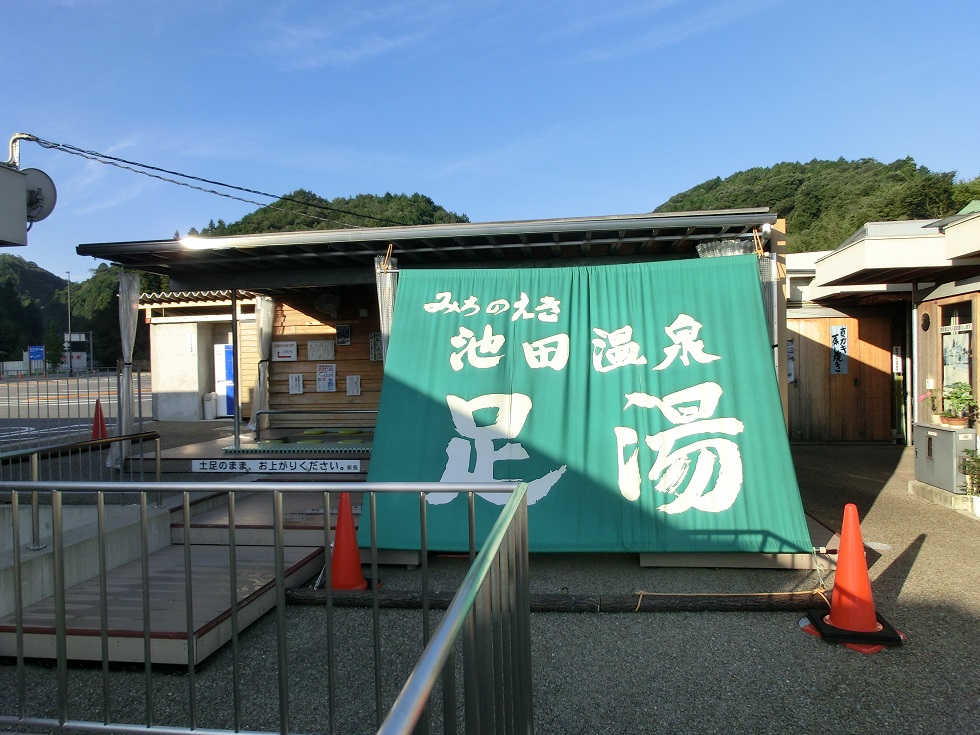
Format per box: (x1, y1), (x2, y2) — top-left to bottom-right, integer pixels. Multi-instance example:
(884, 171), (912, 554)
(0, 479), (532, 735)
(0, 432), (162, 551)
(0, 371), (151, 452)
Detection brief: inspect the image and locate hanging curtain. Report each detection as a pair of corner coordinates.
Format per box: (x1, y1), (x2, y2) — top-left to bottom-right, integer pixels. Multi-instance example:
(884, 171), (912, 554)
(107, 270), (140, 468)
(247, 296), (275, 432)
(360, 257), (812, 554)
(374, 254), (399, 363)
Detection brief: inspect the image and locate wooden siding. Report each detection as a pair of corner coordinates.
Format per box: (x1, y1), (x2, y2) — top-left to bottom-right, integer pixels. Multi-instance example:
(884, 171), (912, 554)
(267, 290), (383, 427)
(787, 316), (893, 442)
(915, 293), (978, 420)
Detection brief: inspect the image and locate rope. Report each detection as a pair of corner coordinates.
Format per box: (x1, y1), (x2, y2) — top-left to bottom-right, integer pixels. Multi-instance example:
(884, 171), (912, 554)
(380, 242), (394, 272)
(632, 587), (829, 612)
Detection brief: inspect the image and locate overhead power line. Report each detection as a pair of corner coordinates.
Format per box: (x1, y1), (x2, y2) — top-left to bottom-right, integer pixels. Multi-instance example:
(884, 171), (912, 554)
(20, 134), (410, 228)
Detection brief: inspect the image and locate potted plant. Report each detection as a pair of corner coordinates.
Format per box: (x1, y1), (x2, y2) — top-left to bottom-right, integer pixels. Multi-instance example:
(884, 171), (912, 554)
(959, 449), (980, 516)
(918, 390), (940, 424)
(942, 382), (976, 427)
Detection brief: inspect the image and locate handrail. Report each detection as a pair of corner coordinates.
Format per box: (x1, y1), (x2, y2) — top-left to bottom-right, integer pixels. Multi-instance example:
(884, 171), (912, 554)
(0, 478), (531, 734)
(0, 431), (161, 464)
(0, 480), (513, 495)
(378, 482), (530, 734)
(1, 432), (163, 550)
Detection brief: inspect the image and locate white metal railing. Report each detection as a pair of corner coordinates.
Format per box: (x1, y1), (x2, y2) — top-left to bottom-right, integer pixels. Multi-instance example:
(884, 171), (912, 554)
(0, 479), (532, 735)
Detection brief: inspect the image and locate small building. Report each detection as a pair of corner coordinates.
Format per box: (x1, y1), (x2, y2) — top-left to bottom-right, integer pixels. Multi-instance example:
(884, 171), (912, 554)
(79, 209), (790, 430)
(789, 202), (980, 507)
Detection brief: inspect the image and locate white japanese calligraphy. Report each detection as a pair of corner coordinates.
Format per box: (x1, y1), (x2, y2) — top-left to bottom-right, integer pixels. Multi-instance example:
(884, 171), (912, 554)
(428, 393), (567, 506)
(616, 382), (744, 513)
(450, 325), (506, 371)
(522, 334), (570, 370)
(591, 325), (647, 373)
(652, 314), (720, 371)
(423, 291), (562, 321)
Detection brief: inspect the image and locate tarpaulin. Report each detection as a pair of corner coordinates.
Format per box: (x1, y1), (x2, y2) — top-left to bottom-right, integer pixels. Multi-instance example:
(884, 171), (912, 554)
(361, 256), (811, 553)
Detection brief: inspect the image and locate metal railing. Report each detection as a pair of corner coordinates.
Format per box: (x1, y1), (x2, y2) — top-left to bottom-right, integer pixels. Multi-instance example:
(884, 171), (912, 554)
(0, 371), (152, 452)
(378, 483), (532, 734)
(0, 479), (532, 735)
(0, 432), (162, 551)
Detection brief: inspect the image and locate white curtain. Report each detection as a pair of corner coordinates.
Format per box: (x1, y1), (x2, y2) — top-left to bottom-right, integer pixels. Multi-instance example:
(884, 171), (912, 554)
(247, 296), (275, 432)
(374, 255), (399, 363)
(108, 271), (140, 468)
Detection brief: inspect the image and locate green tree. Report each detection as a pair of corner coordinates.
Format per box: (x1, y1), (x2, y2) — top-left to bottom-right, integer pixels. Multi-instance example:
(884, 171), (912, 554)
(952, 175), (980, 211)
(194, 190), (468, 236)
(656, 157), (967, 252)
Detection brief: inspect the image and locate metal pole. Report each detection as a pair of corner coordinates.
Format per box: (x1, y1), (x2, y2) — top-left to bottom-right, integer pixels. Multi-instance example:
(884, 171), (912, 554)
(231, 290), (241, 450)
(28, 454), (44, 550)
(66, 272), (72, 377)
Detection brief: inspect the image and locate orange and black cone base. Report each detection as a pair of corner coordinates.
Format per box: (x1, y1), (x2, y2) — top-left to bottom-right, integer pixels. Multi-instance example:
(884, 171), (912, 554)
(331, 492), (368, 591)
(802, 503), (904, 654)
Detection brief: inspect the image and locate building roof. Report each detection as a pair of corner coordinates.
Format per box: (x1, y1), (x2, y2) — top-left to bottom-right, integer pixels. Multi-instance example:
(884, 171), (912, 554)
(77, 208), (778, 293)
(812, 219), (980, 287)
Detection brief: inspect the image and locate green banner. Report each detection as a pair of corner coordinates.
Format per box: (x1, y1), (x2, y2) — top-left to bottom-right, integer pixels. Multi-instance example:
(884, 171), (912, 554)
(361, 256), (811, 553)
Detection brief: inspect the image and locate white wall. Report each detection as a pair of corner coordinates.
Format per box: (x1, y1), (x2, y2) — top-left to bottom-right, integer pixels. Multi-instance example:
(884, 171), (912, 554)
(150, 322), (216, 420)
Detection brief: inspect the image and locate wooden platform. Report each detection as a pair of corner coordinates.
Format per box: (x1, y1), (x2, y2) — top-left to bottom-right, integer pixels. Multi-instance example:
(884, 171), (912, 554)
(0, 544), (323, 665)
(142, 432), (372, 477)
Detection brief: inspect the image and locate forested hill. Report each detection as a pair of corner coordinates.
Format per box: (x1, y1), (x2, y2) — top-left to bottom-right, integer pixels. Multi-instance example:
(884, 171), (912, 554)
(189, 190), (469, 236)
(655, 158), (980, 252)
(0, 254), (65, 307)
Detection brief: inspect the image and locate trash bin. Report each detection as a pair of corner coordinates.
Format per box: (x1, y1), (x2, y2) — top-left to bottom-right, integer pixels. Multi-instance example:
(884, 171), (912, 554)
(203, 392), (218, 420)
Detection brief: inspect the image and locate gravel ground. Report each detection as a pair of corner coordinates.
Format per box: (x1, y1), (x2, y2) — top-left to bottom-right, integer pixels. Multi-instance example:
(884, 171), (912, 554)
(2, 435), (979, 734)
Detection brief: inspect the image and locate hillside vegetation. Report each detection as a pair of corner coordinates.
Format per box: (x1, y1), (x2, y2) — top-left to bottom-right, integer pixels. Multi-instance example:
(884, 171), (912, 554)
(189, 190), (469, 237)
(655, 157), (980, 252)
(8, 158), (980, 363)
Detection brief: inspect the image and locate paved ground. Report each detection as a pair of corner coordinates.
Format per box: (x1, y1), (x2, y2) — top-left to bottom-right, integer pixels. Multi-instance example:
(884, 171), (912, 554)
(2, 425), (979, 734)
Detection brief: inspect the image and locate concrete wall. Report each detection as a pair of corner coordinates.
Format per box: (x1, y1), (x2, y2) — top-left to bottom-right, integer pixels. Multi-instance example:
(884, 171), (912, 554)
(150, 322), (215, 421)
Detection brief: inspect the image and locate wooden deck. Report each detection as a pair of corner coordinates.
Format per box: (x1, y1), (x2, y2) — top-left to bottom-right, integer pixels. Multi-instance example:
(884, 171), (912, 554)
(0, 543), (323, 665)
(0, 484), (338, 666)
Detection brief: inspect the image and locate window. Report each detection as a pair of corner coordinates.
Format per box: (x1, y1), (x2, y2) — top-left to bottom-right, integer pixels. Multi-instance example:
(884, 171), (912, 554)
(940, 302), (972, 387)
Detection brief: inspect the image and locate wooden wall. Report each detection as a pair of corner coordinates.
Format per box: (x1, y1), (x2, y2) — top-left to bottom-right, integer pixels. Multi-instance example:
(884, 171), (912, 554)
(266, 288), (383, 426)
(787, 315), (895, 442)
(234, 320), (257, 417)
(915, 293), (978, 420)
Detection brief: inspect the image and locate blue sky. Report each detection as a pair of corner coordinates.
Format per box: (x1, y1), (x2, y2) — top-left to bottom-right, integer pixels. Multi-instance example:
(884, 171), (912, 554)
(5, 0), (980, 280)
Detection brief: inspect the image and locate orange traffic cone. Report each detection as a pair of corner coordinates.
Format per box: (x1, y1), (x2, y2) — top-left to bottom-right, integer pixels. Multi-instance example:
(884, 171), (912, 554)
(331, 492), (368, 590)
(803, 504), (903, 654)
(92, 399), (109, 440)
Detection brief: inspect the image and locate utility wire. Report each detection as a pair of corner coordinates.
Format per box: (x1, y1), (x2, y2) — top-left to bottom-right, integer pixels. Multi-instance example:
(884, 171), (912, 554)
(23, 134), (410, 228)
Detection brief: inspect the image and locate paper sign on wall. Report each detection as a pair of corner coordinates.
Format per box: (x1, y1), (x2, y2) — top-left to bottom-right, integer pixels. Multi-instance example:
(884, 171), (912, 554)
(830, 326), (848, 374)
(308, 340), (336, 360)
(317, 364), (336, 392)
(272, 341), (298, 361)
(289, 374), (304, 394)
(346, 375), (361, 396)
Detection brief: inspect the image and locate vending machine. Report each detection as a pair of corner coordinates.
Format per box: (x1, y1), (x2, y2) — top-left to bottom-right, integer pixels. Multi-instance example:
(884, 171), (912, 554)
(214, 344), (235, 418)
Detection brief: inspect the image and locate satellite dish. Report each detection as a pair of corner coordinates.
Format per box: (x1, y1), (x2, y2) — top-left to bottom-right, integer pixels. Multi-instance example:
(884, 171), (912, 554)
(23, 168), (57, 223)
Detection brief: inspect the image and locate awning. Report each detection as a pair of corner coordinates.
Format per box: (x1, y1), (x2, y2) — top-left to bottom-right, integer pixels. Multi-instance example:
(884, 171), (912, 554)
(78, 208), (779, 294)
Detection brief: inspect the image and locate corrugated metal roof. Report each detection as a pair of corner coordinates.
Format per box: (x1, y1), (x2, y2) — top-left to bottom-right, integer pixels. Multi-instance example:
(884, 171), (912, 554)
(80, 208), (781, 296)
(139, 289), (257, 305)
